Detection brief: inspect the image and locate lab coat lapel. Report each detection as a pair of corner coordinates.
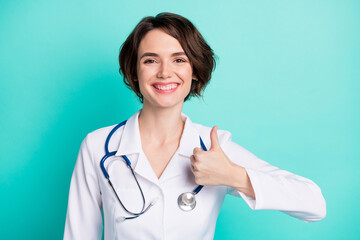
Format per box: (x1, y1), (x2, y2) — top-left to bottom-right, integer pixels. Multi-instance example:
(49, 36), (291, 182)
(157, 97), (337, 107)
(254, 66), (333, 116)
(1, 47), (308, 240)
(177, 114), (203, 158)
(115, 110), (159, 183)
(115, 110), (142, 156)
(134, 152), (159, 183)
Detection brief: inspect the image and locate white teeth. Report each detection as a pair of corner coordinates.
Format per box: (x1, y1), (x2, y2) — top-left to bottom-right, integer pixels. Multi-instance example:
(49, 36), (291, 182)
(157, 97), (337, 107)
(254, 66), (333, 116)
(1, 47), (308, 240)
(154, 83), (178, 90)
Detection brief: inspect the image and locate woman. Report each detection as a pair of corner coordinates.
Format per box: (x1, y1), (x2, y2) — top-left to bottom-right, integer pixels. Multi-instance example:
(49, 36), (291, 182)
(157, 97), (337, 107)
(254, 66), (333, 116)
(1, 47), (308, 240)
(64, 12), (326, 240)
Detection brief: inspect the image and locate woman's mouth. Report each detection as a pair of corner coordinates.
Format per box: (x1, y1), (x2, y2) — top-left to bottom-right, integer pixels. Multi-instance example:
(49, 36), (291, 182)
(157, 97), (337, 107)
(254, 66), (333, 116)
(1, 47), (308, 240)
(152, 83), (179, 93)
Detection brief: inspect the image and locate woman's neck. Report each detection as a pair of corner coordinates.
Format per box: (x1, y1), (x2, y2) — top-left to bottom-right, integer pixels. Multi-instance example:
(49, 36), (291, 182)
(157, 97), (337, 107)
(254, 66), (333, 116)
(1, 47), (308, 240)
(138, 103), (184, 146)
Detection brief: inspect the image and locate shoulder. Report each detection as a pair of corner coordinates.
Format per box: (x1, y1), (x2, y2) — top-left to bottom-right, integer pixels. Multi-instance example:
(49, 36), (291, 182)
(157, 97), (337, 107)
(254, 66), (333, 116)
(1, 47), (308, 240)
(86, 124), (119, 142)
(82, 123), (125, 155)
(88, 124), (121, 136)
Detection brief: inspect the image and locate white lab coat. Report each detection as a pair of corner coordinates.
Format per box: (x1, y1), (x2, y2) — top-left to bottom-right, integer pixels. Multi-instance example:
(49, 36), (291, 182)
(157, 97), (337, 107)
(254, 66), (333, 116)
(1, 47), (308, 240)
(64, 110), (326, 240)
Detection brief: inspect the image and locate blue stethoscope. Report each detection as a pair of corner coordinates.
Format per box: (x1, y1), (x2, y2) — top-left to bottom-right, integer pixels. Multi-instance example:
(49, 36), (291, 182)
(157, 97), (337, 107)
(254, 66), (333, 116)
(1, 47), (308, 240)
(100, 120), (208, 220)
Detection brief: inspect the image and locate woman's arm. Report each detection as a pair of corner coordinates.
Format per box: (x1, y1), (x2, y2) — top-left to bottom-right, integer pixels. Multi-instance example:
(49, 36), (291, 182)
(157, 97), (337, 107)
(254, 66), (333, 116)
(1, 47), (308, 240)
(225, 163), (256, 198)
(64, 136), (103, 240)
(190, 126), (326, 222)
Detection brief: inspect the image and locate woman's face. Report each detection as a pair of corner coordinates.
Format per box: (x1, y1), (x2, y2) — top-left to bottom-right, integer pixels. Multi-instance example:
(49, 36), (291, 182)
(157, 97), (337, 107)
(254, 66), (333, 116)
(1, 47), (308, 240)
(136, 29), (195, 110)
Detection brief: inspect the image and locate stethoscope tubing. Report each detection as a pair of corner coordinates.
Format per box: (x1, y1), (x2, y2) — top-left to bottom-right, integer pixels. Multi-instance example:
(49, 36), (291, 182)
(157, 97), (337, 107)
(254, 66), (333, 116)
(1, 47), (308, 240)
(100, 120), (207, 218)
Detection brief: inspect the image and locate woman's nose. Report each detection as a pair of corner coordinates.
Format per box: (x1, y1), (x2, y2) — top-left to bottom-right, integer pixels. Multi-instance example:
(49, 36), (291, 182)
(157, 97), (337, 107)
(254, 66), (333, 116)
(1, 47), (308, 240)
(157, 62), (172, 79)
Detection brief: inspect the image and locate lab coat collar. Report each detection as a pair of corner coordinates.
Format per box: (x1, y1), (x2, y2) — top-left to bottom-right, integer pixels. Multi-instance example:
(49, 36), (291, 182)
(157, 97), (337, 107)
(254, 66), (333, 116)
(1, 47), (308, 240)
(115, 110), (142, 156)
(114, 110), (203, 183)
(115, 110), (201, 157)
(177, 113), (202, 157)
(115, 110), (157, 182)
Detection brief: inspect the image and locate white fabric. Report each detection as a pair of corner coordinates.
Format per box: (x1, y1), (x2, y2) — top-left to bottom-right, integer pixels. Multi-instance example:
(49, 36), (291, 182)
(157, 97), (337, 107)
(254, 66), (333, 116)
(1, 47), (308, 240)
(64, 110), (326, 240)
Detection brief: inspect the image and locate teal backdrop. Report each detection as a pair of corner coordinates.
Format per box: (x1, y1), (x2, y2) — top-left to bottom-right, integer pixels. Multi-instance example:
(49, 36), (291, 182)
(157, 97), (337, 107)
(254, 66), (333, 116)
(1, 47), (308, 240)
(0, 0), (359, 239)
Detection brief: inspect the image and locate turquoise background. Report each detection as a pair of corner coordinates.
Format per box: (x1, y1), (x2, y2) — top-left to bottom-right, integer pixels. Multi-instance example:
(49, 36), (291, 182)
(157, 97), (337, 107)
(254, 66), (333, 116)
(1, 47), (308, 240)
(0, 0), (359, 239)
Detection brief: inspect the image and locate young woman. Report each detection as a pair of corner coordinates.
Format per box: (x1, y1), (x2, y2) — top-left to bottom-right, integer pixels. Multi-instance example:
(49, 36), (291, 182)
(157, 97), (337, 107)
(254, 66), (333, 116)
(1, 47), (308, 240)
(64, 12), (326, 240)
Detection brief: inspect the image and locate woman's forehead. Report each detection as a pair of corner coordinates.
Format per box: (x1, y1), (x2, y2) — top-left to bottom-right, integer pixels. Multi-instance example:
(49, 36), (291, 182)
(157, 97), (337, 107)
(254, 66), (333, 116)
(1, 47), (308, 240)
(138, 29), (184, 54)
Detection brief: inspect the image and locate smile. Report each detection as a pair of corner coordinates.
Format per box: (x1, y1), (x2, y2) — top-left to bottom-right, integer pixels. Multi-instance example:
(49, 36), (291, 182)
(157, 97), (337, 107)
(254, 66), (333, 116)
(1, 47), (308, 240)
(152, 83), (179, 94)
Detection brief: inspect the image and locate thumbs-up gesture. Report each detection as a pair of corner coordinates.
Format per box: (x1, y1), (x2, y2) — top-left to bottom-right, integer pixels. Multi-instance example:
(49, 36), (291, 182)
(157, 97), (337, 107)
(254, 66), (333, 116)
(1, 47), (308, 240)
(190, 126), (235, 186)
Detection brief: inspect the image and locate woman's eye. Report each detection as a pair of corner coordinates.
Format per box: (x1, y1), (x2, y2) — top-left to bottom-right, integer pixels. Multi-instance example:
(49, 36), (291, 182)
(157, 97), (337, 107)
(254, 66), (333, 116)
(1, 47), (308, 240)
(174, 58), (186, 63)
(144, 59), (156, 64)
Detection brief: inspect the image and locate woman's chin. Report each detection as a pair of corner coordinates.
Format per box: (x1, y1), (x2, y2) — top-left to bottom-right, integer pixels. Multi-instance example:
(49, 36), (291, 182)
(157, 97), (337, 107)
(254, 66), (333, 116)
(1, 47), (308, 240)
(145, 97), (184, 110)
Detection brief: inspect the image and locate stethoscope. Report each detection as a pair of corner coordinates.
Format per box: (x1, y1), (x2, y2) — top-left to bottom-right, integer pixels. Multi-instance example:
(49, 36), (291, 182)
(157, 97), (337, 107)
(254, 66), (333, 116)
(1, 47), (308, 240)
(100, 120), (208, 220)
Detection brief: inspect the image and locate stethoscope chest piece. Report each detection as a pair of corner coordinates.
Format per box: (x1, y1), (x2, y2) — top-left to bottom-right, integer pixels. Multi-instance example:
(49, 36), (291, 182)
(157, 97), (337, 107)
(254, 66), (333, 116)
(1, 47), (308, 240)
(178, 192), (196, 211)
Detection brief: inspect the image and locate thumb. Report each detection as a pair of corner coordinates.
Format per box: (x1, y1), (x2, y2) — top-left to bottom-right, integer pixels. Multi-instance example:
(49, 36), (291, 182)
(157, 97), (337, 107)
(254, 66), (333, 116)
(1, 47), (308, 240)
(210, 126), (220, 150)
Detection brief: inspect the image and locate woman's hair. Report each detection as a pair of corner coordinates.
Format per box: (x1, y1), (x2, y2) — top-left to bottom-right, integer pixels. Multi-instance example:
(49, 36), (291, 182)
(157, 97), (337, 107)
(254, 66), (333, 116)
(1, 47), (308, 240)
(119, 12), (216, 102)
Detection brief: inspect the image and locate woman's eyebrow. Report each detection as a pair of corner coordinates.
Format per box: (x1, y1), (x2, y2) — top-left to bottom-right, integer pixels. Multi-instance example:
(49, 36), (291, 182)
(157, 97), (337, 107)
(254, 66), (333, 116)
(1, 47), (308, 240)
(139, 52), (186, 60)
(171, 52), (186, 57)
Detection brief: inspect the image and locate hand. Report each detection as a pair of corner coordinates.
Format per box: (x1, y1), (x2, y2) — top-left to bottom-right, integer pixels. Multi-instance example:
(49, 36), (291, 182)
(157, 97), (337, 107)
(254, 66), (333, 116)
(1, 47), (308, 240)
(190, 126), (235, 186)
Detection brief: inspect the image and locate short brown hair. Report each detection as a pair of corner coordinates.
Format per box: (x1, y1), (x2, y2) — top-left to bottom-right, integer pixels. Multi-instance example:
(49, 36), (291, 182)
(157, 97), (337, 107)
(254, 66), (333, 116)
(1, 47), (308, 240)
(119, 12), (216, 102)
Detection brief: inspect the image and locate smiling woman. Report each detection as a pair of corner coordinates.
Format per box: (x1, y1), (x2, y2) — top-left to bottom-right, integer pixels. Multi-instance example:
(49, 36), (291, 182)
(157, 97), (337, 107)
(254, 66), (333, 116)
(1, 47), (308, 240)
(135, 29), (194, 109)
(63, 12), (326, 240)
(119, 13), (215, 103)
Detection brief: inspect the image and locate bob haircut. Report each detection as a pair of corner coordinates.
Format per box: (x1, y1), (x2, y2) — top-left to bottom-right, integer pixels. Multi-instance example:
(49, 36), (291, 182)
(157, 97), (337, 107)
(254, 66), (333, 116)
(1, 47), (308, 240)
(119, 12), (216, 102)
